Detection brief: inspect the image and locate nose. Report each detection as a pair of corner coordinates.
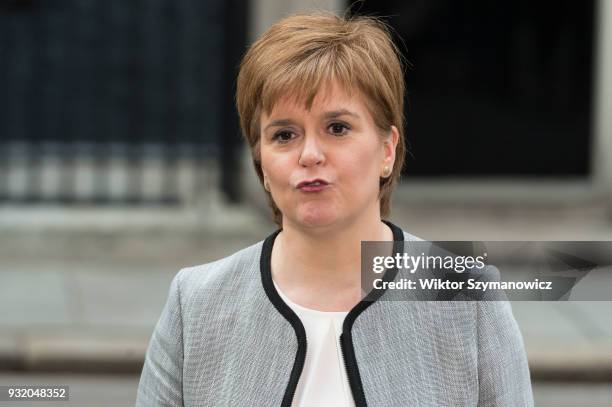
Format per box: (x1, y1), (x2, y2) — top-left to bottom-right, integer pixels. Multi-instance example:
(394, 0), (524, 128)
(298, 133), (325, 167)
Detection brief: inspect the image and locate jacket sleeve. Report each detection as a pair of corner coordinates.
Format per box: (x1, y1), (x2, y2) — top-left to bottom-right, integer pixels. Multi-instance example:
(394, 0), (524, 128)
(136, 270), (185, 407)
(476, 300), (534, 407)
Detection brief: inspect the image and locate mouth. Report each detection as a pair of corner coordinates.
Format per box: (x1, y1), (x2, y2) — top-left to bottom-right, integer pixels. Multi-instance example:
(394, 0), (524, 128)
(296, 179), (330, 192)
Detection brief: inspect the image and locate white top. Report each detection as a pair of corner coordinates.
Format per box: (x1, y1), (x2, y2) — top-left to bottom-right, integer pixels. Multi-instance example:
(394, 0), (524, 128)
(273, 281), (356, 407)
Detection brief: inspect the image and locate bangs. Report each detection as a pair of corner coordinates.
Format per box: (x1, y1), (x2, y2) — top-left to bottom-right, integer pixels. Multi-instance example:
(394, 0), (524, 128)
(260, 47), (360, 116)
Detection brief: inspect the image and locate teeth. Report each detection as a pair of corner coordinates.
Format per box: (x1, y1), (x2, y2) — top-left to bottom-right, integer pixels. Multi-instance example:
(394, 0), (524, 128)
(311, 182), (321, 186)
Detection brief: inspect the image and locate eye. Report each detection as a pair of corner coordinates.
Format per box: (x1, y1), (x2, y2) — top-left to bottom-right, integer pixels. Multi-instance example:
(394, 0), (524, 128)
(272, 130), (295, 143)
(328, 122), (350, 136)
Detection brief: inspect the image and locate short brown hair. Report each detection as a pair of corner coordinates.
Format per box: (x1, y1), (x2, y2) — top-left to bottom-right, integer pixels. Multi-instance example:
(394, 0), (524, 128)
(236, 11), (406, 226)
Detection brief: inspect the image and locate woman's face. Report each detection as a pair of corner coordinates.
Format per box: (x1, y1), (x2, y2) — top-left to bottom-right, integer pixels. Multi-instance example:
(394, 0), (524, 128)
(259, 80), (398, 230)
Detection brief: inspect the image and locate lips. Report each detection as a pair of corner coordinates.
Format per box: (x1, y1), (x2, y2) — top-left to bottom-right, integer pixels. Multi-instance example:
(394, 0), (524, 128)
(297, 179), (329, 189)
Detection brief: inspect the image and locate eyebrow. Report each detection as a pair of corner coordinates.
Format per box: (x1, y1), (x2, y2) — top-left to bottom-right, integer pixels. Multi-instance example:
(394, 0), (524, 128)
(322, 109), (361, 120)
(263, 109), (361, 132)
(264, 119), (294, 132)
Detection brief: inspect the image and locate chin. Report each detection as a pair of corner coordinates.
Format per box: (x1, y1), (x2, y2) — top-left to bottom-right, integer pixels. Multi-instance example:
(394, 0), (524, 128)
(294, 206), (340, 229)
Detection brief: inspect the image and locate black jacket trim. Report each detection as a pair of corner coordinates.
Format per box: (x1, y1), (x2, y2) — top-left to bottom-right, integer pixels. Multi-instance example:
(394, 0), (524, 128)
(260, 220), (404, 407)
(260, 229), (307, 407)
(341, 219), (404, 406)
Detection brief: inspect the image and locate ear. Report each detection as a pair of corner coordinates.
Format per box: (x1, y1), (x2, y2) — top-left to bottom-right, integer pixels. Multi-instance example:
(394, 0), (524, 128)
(261, 169), (270, 192)
(382, 125), (400, 168)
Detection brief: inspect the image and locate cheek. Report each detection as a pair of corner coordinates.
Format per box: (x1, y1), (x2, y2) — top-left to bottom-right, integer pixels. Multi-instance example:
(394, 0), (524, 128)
(261, 150), (294, 184)
(337, 143), (382, 184)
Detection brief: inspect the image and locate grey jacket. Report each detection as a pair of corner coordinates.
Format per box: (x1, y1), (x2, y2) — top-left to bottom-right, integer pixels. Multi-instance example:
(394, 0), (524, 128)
(136, 221), (534, 406)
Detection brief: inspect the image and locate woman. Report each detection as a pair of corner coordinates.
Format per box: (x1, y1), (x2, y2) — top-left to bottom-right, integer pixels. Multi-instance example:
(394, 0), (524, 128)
(136, 12), (533, 407)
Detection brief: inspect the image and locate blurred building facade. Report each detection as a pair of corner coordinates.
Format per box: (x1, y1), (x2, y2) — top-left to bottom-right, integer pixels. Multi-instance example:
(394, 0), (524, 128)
(0, 0), (247, 208)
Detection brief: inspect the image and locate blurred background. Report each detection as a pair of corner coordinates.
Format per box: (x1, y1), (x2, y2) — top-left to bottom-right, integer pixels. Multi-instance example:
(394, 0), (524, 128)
(1, 0), (611, 405)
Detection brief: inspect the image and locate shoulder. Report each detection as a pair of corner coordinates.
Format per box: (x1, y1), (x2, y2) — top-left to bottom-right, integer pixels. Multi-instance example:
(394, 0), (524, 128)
(172, 239), (265, 300)
(402, 229), (424, 242)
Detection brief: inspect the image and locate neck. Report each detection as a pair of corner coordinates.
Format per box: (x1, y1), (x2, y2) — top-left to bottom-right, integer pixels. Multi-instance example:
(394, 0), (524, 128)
(272, 208), (394, 290)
